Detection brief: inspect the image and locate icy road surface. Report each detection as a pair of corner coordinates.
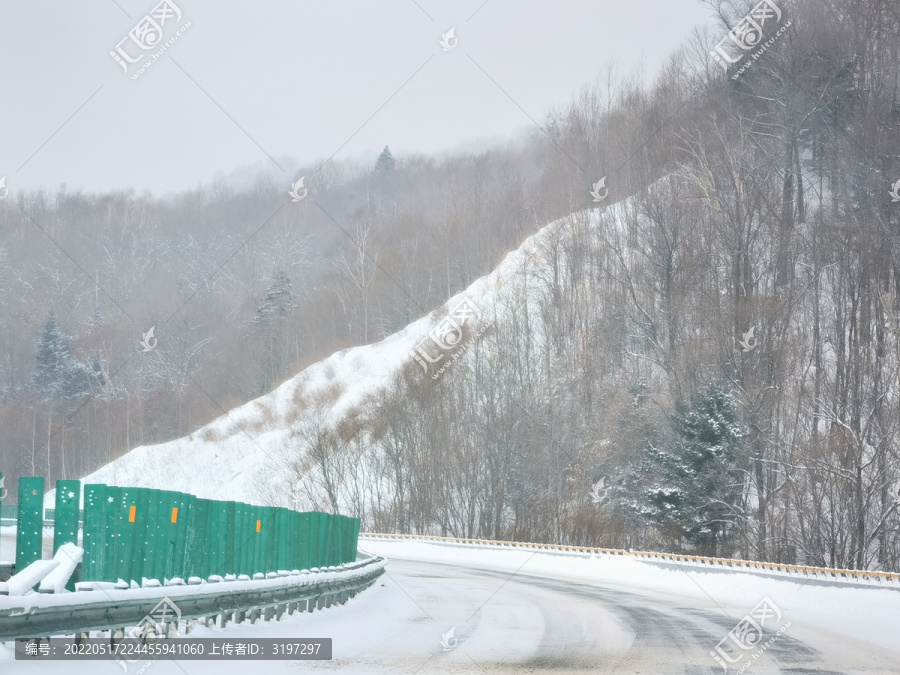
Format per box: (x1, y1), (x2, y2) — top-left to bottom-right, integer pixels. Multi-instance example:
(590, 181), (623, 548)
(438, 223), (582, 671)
(2, 538), (899, 673)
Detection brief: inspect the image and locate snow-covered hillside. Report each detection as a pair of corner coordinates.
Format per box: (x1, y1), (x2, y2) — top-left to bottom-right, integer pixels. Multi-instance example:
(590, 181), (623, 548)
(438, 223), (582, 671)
(48, 203), (615, 508)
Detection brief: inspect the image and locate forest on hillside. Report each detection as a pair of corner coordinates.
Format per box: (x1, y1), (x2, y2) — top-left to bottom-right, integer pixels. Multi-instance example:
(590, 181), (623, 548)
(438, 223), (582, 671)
(3, 0), (900, 570)
(287, 0), (900, 572)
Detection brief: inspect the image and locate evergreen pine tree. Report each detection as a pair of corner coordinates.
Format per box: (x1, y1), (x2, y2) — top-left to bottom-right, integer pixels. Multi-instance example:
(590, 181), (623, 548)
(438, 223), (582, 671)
(252, 270), (293, 328)
(33, 312), (89, 400)
(375, 145), (396, 173)
(251, 270), (294, 392)
(613, 384), (745, 555)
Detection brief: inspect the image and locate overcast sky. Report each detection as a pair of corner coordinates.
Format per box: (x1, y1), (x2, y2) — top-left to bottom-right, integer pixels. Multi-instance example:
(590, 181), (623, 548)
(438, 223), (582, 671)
(0, 1), (713, 196)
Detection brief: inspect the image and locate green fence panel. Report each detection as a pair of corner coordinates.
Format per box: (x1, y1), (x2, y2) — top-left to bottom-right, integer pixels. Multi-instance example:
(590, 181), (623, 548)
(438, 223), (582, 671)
(263, 507), (276, 574)
(310, 512), (326, 568)
(244, 502), (257, 577)
(189, 498), (210, 580)
(102, 485), (117, 582)
(340, 515), (351, 562)
(275, 507), (288, 571)
(206, 500), (224, 576)
(15, 477), (45, 571)
(82, 484), (105, 581)
(145, 489), (164, 582)
(222, 501), (236, 577)
(297, 512), (312, 570)
(180, 495), (197, 580)
(242, 504), (254, 576)
(291, 510), (302, 569)
(249, 505), (262, 576)
(350, 517), (360, 563)
(338, 514), (351, 563)
(321, 513), (333, 566)
(206, 498), (222, 577)
(114, 487), (140, 584)
(129, 488), (149, 583)
(52, 480), (80, 553)
(256, 505), (267, 576)
(154, 491), (177, 581)
(304, 511), (316, 568)
(167, 491), (184, 580)
(52, 480), (80, 591)
(232, 502), (245, 576)
(284, 510), (294, 569)
(330, 514), (339, 565)
(216, 500), (230, 577)
(318, 512), (330, 567)
(335, 514), (346, 563)
(171, 493), (191, 580)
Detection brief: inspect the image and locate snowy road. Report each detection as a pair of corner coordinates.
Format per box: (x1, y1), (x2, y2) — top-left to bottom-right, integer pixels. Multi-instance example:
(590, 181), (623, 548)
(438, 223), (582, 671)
(3, 538), (900, 673)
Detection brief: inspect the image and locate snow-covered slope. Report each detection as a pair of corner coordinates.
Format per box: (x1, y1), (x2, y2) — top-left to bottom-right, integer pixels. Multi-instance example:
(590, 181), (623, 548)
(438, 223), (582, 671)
(49, 204), (613, 508)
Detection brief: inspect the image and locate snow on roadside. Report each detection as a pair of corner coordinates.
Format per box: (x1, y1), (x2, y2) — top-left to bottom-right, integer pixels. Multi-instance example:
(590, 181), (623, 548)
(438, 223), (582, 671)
(359, 537), (900, 658)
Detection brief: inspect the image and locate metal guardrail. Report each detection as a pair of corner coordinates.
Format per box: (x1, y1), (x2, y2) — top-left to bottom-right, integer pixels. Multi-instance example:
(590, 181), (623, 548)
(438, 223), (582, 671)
(362, 532), (629, 556)
(0, 556), (386, 641)
(360, 532), (900, 585)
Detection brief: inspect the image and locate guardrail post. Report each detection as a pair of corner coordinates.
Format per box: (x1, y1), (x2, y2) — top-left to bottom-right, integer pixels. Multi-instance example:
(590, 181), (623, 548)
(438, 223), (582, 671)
(16, 477), (45, 574)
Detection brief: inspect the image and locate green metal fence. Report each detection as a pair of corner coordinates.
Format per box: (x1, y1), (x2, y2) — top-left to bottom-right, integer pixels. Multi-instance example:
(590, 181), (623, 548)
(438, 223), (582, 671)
(4, 476), (361, 585)
(81, 483), (360, 584)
